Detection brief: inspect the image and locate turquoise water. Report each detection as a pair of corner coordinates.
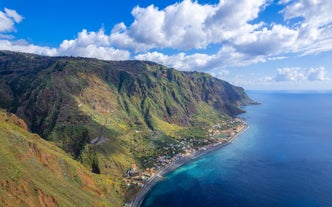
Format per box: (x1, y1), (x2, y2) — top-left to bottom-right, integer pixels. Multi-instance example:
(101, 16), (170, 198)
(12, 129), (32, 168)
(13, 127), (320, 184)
(141, 91), (332, 207)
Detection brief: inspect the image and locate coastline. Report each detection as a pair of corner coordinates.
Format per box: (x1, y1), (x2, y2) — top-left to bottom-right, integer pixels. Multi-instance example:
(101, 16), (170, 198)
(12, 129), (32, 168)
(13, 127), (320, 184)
(129, 122), (249, 207)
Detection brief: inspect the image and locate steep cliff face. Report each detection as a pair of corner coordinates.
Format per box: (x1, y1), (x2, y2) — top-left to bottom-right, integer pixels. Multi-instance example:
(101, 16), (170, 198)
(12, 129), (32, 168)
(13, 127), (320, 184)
(0, 51), (255, 176)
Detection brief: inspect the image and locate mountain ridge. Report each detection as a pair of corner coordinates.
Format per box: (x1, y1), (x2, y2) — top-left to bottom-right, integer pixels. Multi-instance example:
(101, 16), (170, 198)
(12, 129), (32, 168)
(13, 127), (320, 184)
(0, 50), (255, 205)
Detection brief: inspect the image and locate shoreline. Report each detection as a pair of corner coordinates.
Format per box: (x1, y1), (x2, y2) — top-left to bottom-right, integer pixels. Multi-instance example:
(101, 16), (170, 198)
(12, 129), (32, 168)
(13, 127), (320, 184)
(129, 122), (249, 207)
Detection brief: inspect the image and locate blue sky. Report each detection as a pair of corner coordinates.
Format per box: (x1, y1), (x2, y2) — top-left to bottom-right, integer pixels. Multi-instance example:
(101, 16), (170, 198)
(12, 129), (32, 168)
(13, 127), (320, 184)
(1, 0), (331, 90)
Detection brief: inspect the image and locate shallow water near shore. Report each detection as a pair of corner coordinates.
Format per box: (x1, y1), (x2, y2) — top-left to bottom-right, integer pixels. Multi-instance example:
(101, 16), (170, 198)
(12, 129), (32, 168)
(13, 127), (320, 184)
(141, 91), (332, 207)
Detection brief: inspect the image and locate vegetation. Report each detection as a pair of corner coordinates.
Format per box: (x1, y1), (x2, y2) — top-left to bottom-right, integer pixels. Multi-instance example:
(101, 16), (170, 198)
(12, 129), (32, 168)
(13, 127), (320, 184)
(0, 111), (123, 206)
(0, 50), (255, 205)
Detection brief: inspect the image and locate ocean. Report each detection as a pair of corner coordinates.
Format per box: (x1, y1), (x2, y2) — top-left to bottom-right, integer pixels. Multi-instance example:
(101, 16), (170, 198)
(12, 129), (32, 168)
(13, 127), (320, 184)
(141, 91), (332, 207)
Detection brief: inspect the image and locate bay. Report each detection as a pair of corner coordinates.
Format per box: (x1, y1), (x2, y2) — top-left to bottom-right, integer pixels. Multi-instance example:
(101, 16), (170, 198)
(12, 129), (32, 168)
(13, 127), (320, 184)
(141, 91), (332, 207)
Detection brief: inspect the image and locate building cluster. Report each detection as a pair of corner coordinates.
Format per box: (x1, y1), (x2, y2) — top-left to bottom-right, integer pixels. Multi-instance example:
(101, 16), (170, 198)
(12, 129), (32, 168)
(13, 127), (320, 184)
(123, 164), (157, 188)
(123, 118), (246, 188)
(208, 118), (245, 138)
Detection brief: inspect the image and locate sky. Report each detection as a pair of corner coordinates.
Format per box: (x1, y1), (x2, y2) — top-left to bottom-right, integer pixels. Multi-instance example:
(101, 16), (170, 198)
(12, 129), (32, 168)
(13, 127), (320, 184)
(0, 0), (331, 90)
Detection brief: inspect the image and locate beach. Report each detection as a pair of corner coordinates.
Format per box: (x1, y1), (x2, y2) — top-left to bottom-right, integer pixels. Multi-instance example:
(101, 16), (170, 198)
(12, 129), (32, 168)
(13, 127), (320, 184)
(129, 122), (249, 207)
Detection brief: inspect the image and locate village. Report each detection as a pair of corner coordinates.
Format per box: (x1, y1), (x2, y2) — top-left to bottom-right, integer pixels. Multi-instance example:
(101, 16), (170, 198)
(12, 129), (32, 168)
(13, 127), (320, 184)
(122, 118), (247, 189)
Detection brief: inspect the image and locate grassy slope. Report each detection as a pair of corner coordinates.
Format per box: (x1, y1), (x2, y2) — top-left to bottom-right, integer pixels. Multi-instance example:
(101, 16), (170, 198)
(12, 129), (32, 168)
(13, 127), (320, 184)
(0, 111), (123, 206)
(0, 51), (255, 205)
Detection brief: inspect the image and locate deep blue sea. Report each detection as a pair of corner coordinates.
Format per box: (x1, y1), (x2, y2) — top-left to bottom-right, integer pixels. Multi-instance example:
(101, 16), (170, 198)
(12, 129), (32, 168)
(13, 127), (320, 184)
(141, 91), (332, 207)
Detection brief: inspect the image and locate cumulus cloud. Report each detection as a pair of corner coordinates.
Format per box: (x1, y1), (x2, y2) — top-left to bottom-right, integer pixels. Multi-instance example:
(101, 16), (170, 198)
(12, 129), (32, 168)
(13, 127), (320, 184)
(58, 29), (130, 60)
(0, 39), (57, 56)
(134, 51), (214, 71)
(274, 67), (329, 81)
(233, 24), (298, 56)
(133, 45), (269, 72)
(0, 8), (23, 32)
(0, 8), (57, 56)
(281, 0), (332, 54)
(275, 67), (306, 81)
(306, 67), (329, 81)
(0, 28), (130, 60)
(282, 0), (332, 28)
(110, 1), (216, 51)
(0, 7), (129, 60)
(4, 8), (23, 23)
(110, 0), (268, 52)
(2, 0), (332, 72)
(204, 0), (266, 43)
(110, 0), (332, 70)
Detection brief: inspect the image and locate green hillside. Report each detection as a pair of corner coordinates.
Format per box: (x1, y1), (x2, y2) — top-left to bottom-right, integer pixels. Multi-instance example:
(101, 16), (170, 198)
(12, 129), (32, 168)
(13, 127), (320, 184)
(0, 110), (122, 206)
(0, 50), (255, 205)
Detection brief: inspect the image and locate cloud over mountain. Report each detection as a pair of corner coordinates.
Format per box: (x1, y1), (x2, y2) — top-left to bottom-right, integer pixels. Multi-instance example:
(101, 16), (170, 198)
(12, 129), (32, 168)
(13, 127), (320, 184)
(1, 0), (332, 74)
(58, 29), (130, 60)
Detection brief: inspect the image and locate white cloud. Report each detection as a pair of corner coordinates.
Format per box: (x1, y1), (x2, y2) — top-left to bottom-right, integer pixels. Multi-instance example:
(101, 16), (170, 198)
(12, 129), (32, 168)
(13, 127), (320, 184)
(134, 44), (269, 72)
(0, 8), (23, 32)
(281, 0), (332, 54)
(274, 67), (329, 81)
(58, 43), (130, 60)
(306, 67), (329, 81)
(208, 46), (267, 68)
(110, 22), (154, 52)
(123, 0), (332, 66)
(204, 0), (266, 43)
(0, 39), (57, 56)
(134, 51), (214, 71)
(275, 67), (306, 81)
(1, 0), (332, 74)
(282, 0), (332, 28)
(58, 29), (130, 60)
(129, 5), (166, 47)
(0, 7), (130, 60)
(111, 1), (217, 51)
(233, 24), (299, 55)
(112, 0), (331, 70)
(211, 70), (230, 80)
(0, 29), (130, 60)
(109, 0), (271, 53)
(4, 8), (23, 23)
(0, 34), (15, 39)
